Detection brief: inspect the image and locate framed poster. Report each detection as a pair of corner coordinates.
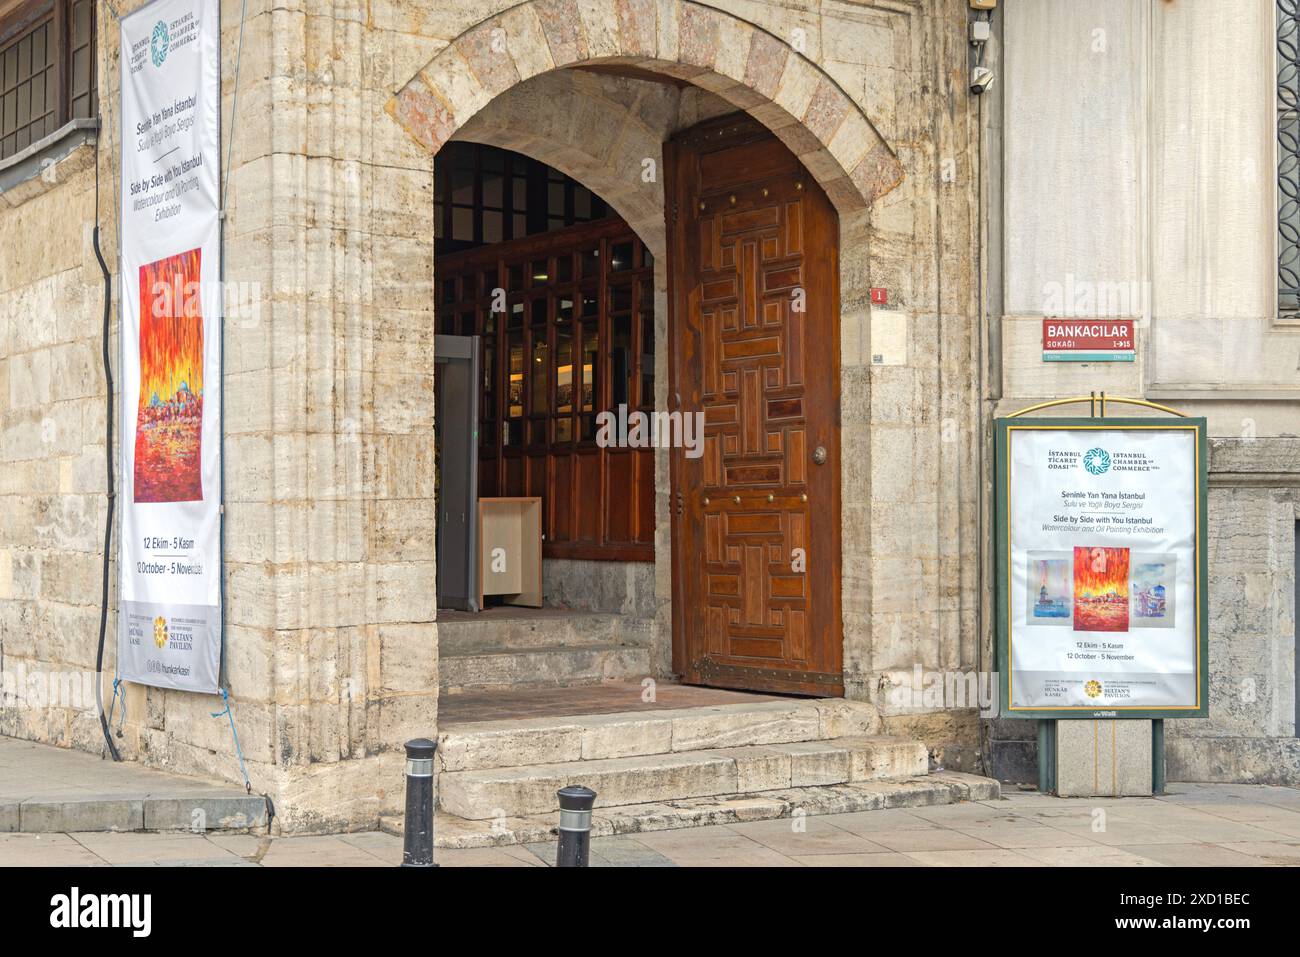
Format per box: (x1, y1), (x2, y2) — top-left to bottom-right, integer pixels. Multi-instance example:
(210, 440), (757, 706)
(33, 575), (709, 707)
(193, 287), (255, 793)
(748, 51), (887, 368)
(995, 416), (1208, 719)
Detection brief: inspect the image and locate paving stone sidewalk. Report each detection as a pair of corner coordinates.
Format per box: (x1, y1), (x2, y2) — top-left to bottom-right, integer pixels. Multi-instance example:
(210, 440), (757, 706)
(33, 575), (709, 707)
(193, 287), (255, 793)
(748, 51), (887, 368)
(2, 782), (1299, 866)
(0, 736), (265, 833)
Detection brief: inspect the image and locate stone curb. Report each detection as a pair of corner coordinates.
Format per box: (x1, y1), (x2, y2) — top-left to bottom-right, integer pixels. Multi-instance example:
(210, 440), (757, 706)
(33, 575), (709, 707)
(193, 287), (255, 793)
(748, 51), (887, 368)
(3, 792), (269, 834)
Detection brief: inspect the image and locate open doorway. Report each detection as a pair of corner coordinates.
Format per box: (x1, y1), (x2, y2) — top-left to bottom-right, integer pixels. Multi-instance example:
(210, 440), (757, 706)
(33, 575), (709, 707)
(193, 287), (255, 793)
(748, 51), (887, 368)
(432, 141), (659, 694)
(428, 66), (847, 706)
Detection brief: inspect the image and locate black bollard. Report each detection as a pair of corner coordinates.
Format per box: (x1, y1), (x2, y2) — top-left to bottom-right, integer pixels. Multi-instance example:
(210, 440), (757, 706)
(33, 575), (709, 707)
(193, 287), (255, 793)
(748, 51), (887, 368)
(402, 738), (438, 867)
(555, 785), (596, 867)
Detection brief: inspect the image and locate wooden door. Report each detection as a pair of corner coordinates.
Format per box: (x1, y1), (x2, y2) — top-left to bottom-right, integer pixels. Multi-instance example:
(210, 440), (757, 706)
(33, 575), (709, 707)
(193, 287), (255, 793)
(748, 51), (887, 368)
(667, 115), (843, 696)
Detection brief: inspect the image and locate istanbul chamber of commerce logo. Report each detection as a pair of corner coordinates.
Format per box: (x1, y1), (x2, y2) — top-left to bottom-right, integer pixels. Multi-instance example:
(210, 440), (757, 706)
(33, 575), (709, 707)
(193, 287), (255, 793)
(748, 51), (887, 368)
(1085, 679), (1103, 699)
(1083, 447), (1111, 475)
(150, 20), (169, 67)
(153, 616), (168, 649)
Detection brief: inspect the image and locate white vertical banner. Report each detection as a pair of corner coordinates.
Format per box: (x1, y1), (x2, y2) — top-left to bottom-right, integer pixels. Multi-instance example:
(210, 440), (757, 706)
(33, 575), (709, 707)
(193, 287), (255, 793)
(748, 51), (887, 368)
(118, 0), (222, 693)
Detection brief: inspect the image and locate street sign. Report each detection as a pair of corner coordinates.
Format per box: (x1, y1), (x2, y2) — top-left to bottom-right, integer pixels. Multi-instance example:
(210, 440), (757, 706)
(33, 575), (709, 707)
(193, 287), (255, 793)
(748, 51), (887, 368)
(1042, 318), (1135, 362)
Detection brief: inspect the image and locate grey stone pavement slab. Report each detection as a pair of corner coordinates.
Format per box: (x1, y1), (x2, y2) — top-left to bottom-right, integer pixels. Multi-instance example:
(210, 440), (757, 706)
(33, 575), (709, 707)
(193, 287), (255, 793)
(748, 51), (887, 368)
(0, 736), (266, 833)
(0, 781), (1297, 866)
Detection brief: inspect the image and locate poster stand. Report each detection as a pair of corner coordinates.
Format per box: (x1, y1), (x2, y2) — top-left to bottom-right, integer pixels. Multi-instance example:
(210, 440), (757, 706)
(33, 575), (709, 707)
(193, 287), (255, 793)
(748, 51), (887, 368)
(998, 392), (1204, 796)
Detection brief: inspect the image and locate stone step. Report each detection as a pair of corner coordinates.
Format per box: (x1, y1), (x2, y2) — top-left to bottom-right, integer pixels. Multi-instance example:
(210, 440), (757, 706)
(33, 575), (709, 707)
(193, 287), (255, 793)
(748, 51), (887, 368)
(383, 772), (1000, 848)
(438, 698), (882, 771)
(437, 611), (653, 654)
(437, 736), (929, 819)
(438, 644), (652, 693)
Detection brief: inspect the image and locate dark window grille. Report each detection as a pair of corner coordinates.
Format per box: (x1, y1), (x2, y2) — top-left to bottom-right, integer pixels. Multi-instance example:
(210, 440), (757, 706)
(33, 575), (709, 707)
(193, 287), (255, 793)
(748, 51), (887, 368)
(435, 142), (609, 256)
(0, 10), (56, 158)
(68, 0), (94, 120)
(0, 1), (97, 161)
(1279, 0), (1300, 317)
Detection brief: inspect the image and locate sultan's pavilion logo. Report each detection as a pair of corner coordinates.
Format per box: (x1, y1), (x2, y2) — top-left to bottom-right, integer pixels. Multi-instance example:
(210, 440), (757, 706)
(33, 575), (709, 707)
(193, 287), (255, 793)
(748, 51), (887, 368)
(1083, 447), (1111, 475)
(150, 20), (169, 67)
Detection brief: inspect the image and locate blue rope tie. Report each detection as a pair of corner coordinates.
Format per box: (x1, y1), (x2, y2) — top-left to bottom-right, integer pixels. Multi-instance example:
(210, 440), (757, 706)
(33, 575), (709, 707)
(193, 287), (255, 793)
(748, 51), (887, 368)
(210, 687), (252, 793)
(107, 677), (125, 736)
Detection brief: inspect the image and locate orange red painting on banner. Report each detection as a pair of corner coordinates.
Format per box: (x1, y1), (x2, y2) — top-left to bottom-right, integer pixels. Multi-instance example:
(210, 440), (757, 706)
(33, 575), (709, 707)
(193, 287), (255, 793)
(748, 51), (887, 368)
(134, 248), (204, 504)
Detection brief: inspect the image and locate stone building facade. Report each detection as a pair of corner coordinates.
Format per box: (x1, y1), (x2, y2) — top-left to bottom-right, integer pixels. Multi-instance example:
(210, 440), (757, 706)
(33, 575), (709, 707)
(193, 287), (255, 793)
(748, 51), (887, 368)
(988, 0), (1299, 785)
(0, 0), (1293, 833)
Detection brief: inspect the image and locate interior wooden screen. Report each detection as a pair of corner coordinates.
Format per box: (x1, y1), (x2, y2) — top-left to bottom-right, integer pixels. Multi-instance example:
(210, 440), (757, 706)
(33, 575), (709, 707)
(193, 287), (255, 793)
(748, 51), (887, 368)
(437, 217), (656, 562)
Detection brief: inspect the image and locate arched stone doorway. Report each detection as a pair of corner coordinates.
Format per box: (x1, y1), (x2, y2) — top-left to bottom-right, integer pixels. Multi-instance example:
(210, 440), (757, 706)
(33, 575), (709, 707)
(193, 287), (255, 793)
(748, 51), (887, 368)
(387, 0), (903, 704)
(379, 0), (899, 702)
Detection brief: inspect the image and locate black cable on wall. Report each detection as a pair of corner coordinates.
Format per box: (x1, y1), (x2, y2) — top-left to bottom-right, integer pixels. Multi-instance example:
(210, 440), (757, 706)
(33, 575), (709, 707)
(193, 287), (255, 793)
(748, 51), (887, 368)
(92, 0), (120, 762)
(92, 222), (120, 763)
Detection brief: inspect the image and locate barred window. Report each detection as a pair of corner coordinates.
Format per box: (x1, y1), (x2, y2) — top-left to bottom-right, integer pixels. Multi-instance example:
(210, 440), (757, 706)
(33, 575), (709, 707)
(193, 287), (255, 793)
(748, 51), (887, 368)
(0, 0), (96, 161)
(434, 142), (610, 255)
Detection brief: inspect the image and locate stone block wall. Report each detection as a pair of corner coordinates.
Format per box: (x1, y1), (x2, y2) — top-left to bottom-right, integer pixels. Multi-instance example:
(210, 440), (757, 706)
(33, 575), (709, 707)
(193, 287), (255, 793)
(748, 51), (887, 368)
(1166, 438), (1299, 784)
(0, 0), (989, 828)
(984, 1), (1300, 786)
(0, 142), (107, 757)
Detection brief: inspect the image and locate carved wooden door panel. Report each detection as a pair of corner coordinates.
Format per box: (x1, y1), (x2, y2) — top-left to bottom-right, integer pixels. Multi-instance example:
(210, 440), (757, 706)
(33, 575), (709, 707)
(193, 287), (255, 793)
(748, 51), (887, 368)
(667, 116), (843, 696)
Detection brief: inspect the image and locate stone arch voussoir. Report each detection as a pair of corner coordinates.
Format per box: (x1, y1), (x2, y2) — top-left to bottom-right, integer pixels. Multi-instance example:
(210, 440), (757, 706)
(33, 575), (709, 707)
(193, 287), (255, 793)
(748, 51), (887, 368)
(385, 0), (904, 211)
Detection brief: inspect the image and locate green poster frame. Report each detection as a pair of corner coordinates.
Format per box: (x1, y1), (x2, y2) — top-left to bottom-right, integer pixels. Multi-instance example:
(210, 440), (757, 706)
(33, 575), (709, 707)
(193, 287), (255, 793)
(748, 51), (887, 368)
(995, 414), (1209, 720)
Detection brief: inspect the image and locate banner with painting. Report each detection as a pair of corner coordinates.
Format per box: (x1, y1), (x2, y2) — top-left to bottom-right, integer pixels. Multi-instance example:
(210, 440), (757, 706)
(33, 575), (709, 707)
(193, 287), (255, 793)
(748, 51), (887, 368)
(996, 418), (1208, 718)
(117, 0), (222, 693)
